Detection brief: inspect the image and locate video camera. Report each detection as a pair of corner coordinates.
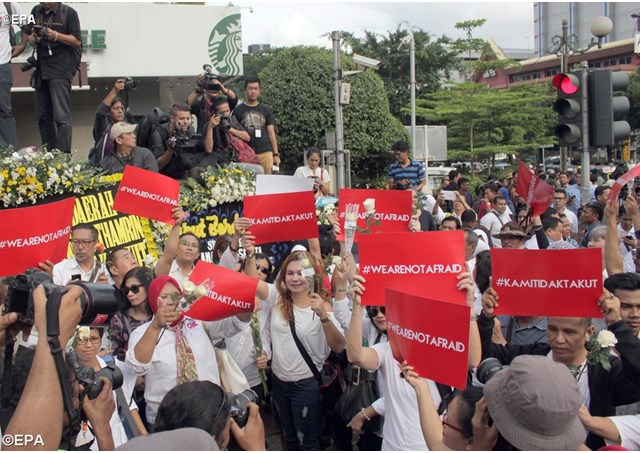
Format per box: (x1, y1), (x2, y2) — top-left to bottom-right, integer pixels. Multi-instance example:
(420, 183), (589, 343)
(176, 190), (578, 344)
(202, 64), (221, 91)
(169, 129), (202, 155)
(4, 268), (119, 327)
(122, 77), (138, 91)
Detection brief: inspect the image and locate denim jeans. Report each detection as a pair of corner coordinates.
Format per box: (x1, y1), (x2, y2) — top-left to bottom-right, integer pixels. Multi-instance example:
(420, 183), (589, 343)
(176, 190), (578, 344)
(272, 375), (322, 450)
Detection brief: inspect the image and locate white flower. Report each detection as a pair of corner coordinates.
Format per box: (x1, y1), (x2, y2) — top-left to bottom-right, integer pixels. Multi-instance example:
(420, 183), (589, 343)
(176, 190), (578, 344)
(300, 258), (311, 269)
(183, 281), (196, 294)
(76, 326), (90, 340)
(363, 198), (376, 214)
(596, 330), (618, 348)
(194, 284), (208, 299)
(144, 254), (157, 266)
(332, 256), (342, 267)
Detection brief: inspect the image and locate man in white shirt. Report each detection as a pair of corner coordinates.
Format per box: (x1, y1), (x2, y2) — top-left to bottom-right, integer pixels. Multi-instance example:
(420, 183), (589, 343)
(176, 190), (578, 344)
(553, 188), (578, 236)
(480, 196), (511, 248)
(53, 224), (108, 285)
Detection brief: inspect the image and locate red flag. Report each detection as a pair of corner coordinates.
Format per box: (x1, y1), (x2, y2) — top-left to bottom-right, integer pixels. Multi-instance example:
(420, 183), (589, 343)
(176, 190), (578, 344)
(112, 165), (180, 224)
(0, 197), (75, 277)
(336, 189), (413, 241)
(492, 248), (603, 318)
(182, 261), (257, 321)
(243, 191), (318, 245)
(515, 161), (554, 218)
(386, 288), (470, 389)
(608, 165), (640, 203)
(358, 231), (466, 306)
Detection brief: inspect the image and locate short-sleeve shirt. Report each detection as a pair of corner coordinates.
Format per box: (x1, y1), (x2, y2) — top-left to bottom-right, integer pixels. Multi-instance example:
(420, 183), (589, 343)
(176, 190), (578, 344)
(387, 159), (425, 190)
(99, 146), (159, 175)
(232, 103), (275, 154)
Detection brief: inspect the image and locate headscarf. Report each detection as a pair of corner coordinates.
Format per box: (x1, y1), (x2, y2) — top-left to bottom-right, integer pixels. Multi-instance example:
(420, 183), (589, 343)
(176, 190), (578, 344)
(148, 275), (182, 313)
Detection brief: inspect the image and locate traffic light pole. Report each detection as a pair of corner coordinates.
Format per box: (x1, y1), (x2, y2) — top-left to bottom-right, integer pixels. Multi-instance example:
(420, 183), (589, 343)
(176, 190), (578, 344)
(580, 61), (591, 207)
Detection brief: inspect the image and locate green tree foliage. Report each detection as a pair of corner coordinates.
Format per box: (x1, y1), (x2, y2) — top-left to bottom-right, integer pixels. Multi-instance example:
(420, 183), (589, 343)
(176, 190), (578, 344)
(258, 46), (407, 183)
(627, 67), (640, 130)
(416, 82), (555, 164)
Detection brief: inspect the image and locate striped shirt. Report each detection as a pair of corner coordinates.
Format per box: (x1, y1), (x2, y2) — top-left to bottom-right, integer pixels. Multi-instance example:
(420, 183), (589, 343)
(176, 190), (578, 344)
(388, 160), (425, 190)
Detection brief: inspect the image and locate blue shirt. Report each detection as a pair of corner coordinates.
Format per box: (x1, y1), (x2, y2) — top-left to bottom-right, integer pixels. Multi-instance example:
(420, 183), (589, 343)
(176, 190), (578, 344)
(565, 184), (581, 214)
(388, 160), (425, 190)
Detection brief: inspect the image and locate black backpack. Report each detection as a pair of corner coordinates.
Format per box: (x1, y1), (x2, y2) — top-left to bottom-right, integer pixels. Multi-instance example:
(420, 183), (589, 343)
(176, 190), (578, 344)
(136, 107), (170, 149)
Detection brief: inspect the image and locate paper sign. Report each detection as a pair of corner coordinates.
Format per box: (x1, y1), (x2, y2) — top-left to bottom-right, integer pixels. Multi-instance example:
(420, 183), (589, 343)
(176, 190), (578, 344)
(337, 189), (413, 241)
(182, 261), (257, 321)
(0, 197), (75, 276)
(515, 161), (554, 218)
(256, 174), (314, 195)
(386, 288), (470, 389)
(492, 248), (603, 318)
(243, 191), (318, 245)
(358, 231), (467, 306)
(112, 165), (180, 224)
(608, 164), (640, 202)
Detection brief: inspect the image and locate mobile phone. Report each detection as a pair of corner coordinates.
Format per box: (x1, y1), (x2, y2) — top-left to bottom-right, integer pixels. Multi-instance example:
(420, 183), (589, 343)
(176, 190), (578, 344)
(442, 191), (457, 201)
(71, 274), (81, 281)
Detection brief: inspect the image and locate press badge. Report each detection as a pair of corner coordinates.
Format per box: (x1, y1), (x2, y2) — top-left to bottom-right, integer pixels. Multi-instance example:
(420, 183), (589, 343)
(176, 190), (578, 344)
(255, 129), (262, 138)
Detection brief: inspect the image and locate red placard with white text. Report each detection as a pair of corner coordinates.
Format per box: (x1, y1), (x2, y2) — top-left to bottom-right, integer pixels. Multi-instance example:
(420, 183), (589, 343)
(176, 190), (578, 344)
(386, 288), (470, 389)
(182, 261), (257, 321)
(0, 197), (75, 276)
(337, 189), (413, 241)
(608, 164), (640, 202)
(243, 191), (318, 245)
(492, 248), (602, 318)
(358, 231), (466, 306)
(112, 165), (180, 224)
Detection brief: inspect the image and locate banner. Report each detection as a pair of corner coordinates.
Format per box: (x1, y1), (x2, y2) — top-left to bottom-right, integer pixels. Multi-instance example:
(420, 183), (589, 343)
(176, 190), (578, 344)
(183, 261), (257, 321)
(337, 189), (412, 241)
(492, 248), (602, 318)
(608, 164), (640, 202)
(112, 165), (180, 224)
(243, 191), (318, 245)
(0, 197), (75, 276)
(386, 288), (470, 389)
(358, 231), (466, 306)
(515, 161), (554, 218)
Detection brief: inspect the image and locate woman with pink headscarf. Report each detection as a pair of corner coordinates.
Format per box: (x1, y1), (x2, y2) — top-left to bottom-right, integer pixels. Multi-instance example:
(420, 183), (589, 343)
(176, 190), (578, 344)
(126, 275), (250, 429)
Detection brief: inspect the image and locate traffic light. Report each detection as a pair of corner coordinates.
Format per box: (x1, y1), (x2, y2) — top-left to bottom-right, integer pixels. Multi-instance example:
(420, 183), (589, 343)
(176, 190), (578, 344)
(588, 70), (631, 147)
(552, 71), (585, 146)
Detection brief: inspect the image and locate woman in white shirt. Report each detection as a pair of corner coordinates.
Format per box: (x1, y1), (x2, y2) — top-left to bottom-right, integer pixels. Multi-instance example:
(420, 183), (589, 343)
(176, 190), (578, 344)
(294, 147), (331, 198)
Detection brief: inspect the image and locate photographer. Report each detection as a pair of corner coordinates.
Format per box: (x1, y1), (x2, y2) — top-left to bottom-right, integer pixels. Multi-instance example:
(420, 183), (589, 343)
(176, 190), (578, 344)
(17, 3), (81, 153)
(187, 70), (237, 136)
(203, 97), (263, 174)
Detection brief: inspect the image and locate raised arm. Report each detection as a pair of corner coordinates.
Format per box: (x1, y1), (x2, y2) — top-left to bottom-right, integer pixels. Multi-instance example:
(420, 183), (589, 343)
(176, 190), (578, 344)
(346, 275), (380, 370)
(154, 206), (186, 276)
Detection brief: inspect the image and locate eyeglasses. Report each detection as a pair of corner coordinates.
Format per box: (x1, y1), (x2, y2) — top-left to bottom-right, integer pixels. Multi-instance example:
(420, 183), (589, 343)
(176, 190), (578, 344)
(367, 306), (385, 317)
(553, 197), (566, 201)
(256, 265), (270, 275)
(122, 284), (144, 296)
(442, 410), (464, 434)
(70, 239), (96, 247)
(77, 336), (101, 345)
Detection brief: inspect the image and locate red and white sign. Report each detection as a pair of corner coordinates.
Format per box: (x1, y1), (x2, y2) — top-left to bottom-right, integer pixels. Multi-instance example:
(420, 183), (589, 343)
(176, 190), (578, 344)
(243, 191), (318, 245)
(337, 189), (413, 241)
(358, 231), (466, 306)
(492, 248), (603, 318)
(515, 161), (554, 218)
(386, 288), (470, 389)
(112, 165), (180, 224)
(608, 164), (640, 202)
(0, 197), (75, 277)
(182, 261), (257, 321)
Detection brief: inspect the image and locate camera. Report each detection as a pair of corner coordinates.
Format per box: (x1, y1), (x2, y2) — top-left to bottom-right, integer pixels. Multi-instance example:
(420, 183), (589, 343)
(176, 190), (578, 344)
(4, 268), (119, 326)
(76, 363), (124, 400)
(20, 56), (37, 72)
(218, 113), (231, 131)
(227, 389), (258, 428)
(32, 25), (47, 39)
(171, 129), (202, 155)
(202, 64), (220, 91)
(476, 357), (507, 384)
(122, 77), (137, 91)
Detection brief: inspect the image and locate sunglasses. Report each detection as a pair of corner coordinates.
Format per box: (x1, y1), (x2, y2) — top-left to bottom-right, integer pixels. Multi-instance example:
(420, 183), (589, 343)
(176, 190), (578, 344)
(367, 306), (385, 317)
(256, 265), (270, 275)
(122, 284), (143, 296)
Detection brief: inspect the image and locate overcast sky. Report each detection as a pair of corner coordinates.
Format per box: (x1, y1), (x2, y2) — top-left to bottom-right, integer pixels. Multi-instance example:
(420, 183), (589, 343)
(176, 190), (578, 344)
(234, 1), (535, 52)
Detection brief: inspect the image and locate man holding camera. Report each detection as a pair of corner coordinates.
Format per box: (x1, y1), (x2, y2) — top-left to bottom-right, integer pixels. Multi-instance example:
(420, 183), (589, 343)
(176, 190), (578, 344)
(17, 2), (81, 153)
(187, 71), (237, 136)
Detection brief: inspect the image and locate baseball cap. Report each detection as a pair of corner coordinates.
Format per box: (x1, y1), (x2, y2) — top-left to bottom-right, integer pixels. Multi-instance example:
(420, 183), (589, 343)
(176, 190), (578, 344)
(492, 221), (526, 239)
(110, 122), (137, 142)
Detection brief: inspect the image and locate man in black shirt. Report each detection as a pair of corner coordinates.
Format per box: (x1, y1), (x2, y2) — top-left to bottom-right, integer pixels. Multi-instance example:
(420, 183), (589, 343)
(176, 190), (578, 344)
(187, 74), (237, 136)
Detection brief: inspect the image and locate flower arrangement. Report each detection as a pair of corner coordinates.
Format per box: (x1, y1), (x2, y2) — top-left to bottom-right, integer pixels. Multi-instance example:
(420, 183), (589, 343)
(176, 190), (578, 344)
(180, 164), (256, 213)
(569, 330), (617, 380)
(316, 203), (336, 226)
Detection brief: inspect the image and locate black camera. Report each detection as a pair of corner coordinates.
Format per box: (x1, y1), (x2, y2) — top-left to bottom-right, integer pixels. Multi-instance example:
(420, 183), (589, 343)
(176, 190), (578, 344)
(4, 268), (119, 326)
(202, 64), (220, 91)
(227, 389), (258, 428)
(20, 55), (37, 72)
(76, 363), (124, 400)
(171, 129), (202, 155)
(32, 24), (47, 39)
(218, 113), (231, 131)
(476, 357), (507, 384)
(123, 77), (137, 91)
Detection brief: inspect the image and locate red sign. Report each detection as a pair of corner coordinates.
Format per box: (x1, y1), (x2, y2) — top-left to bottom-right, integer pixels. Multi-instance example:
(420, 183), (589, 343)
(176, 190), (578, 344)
(112, 165), (180, 224)
(337, 189), (412, 241)
(608, 165), (640, 202)
(492, 248), (603, 318)
(182, 261), (257, 321)
(358, 231), (466, 306)
(243, 191), (318, 245)
(0, 197), (75, 276)
(515, 161), (554, 218)
(386, 288), (470, 389)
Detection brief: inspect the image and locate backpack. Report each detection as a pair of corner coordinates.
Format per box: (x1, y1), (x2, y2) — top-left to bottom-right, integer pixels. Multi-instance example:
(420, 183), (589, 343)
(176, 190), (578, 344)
(136, 107), (170, 149)
(3, 3), (15, 47)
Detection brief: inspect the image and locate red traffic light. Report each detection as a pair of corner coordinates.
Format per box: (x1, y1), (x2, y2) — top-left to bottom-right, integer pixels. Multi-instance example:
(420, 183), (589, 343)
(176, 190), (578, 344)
(552, 73), (580, 95)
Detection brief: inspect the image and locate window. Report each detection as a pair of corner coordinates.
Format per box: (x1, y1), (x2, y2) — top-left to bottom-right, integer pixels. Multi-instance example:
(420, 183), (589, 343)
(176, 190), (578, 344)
(619, 56), (631, 65)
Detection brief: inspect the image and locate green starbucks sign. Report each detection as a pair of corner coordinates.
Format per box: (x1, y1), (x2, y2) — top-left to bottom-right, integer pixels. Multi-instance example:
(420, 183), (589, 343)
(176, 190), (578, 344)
(208, 13), (242, 76)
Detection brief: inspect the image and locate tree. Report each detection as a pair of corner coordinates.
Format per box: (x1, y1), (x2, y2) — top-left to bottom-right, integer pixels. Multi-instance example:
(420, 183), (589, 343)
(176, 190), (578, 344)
(257, 46), (407, 185)
(627, 67), (640, 131)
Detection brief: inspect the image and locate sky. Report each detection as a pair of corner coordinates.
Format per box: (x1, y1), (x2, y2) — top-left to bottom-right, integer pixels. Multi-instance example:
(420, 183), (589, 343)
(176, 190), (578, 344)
(233, 1), (536, 52)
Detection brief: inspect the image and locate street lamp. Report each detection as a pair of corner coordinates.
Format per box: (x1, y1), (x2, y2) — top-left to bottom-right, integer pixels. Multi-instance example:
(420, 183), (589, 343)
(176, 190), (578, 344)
(398, 21), (417, 169)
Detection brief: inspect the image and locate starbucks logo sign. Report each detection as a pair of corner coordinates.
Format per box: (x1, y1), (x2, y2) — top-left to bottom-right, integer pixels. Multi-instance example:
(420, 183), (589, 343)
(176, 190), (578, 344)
(208, 13), (242, 75)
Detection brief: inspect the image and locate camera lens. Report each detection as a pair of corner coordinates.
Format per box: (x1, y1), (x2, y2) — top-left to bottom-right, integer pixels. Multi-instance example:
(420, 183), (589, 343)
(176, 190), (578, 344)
(476, 357), (505, 384)
(67, 282), (119, 326)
